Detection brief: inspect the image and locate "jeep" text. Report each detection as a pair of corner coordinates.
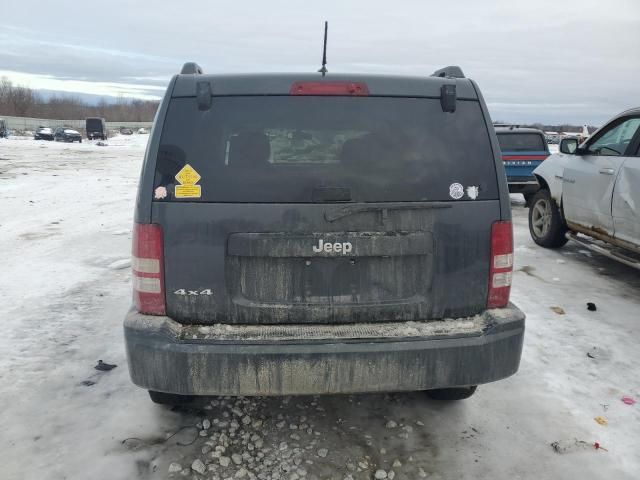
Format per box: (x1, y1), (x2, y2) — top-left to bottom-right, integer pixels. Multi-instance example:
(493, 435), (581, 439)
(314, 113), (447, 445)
(312, 239), (353, 254)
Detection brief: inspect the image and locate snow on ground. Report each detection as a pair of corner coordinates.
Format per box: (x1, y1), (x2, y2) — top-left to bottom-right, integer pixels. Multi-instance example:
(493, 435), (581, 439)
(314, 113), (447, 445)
(0, 136), (638, 480)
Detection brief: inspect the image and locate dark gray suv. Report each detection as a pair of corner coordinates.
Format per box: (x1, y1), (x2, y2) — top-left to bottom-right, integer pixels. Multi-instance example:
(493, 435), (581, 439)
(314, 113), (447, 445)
(125, 63), (525, 405)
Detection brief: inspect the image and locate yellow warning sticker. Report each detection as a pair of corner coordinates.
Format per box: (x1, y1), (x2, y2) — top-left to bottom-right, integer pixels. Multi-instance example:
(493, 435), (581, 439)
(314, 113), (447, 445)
(175, 184), (202, 198)
(174, 164), (202, 198)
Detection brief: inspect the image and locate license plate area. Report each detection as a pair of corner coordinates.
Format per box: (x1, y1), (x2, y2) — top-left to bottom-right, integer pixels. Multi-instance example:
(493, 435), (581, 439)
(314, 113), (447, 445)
(227, 231), (433, 305)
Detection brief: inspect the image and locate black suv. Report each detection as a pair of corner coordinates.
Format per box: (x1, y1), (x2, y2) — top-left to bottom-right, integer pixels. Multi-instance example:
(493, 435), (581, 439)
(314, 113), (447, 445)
(125, 63), (525, 405)
(86, 117), (107, 140)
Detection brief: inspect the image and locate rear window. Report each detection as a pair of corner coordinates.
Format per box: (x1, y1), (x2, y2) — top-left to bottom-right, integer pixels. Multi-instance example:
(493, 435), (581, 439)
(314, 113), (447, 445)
(496, 132), (546, 152)
(155, 96), (498, 202)
(86, 119), (102, 129)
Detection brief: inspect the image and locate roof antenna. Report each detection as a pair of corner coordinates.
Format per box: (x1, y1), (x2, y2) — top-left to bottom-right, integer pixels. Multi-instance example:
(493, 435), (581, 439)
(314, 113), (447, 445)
(318, 21), (328, 76)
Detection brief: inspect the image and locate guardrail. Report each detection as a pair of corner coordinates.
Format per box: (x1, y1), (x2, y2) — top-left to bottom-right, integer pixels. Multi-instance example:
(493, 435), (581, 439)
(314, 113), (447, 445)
(0, 115), (153, 132)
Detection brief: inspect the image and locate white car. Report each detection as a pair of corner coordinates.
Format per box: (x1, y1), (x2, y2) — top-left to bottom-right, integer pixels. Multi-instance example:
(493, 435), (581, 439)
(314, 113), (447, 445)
(528, 107), (640, 269)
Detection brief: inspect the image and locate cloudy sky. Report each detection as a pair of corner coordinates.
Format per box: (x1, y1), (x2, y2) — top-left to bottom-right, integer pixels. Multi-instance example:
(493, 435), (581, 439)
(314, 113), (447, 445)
(1, 0), (639, 125)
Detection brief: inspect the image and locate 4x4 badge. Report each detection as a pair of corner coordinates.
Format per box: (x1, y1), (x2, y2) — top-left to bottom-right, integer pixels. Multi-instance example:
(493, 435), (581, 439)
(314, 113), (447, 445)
(174, 289), (213, 296)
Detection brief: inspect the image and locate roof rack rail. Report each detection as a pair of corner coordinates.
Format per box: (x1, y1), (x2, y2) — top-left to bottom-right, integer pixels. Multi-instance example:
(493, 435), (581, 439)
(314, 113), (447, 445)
(181, 62), (203, 74)
(431, 66), (465, 79)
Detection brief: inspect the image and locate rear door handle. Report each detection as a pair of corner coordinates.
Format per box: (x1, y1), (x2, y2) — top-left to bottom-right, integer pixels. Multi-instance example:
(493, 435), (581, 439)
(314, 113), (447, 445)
(599, 168), (615, 175)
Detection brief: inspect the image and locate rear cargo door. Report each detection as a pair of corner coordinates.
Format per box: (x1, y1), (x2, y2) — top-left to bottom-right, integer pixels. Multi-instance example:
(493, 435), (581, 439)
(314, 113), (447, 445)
(152, 94), (501, 325)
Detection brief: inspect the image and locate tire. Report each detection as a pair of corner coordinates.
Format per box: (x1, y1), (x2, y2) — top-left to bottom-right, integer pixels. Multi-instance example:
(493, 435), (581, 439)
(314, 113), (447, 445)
(523, 192), (535, 207)
(528, 189), (568, 248)
(148, 390), (194, 405)
(426, 386), (477, 401)
(78, 139), (82, 143)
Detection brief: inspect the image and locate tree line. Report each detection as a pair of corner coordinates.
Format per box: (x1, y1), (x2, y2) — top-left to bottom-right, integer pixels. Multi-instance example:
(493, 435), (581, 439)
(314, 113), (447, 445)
(0, 77), (159, 122)
(494, 120), (598, 133)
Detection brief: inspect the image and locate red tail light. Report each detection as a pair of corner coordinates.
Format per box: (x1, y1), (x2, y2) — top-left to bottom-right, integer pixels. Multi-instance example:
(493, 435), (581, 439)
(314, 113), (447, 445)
(132, 223), (165, 315)
(290, 81), (369, 96)
(487, 221), (513, 309)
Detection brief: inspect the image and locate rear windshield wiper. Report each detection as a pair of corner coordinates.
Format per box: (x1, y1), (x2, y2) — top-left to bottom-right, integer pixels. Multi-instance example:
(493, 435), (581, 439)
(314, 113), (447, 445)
(324, 202), (452, 222)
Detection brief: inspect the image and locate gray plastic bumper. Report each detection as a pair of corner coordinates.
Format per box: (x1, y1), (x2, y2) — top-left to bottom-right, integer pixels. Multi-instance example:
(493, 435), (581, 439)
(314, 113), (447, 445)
(124, 304), (525, 396)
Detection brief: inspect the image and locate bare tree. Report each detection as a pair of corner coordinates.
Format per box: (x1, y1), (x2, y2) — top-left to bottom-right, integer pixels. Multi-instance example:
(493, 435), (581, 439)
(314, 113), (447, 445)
(10, 85), (37, 116)
(0, 77), (157, 121)
(0, 77), (14, 114)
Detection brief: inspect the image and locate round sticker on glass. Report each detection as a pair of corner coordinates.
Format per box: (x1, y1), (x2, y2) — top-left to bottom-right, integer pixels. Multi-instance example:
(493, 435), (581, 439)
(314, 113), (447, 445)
(449, 183), (464, 200)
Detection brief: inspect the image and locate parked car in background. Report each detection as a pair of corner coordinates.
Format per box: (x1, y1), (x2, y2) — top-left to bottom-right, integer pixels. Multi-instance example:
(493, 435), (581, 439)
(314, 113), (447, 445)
(54, 127), (82, 143)
(120, 127), (134, 135)
(495, 126), (550, 204)
(34, 126), (54, 141)
(86, 117), (107, 140)
(0, 118), (8, 138)
(529, 107), (640, 269)
(124, 62), (525, 406)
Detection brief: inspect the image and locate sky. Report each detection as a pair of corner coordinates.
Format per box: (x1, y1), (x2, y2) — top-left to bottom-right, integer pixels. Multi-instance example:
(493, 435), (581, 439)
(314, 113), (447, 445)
(1, 0), (639, 125)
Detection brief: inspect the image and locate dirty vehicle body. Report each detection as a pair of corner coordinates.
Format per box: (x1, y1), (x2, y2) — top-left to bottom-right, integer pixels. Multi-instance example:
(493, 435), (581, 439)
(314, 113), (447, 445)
(86, 117), (107, 140)
(124, 63), (525, 404)
(529, 107), (640, 269)
(495, 126), (549, 203)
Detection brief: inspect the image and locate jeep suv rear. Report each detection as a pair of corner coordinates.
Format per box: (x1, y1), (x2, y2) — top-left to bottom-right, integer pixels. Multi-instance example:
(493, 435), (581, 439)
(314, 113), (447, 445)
(124, 63), (525, 404)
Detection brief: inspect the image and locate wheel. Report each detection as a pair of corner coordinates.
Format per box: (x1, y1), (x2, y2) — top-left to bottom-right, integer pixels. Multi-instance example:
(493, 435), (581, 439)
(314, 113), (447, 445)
(528, 189), (568, 248)
(78, 139), (82, 143)
(426, 386), (477, 400)
(148, 390), (194, 405)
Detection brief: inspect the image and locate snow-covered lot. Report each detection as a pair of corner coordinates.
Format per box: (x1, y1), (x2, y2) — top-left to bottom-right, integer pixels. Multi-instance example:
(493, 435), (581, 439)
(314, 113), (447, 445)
(0, 136), (638, 480)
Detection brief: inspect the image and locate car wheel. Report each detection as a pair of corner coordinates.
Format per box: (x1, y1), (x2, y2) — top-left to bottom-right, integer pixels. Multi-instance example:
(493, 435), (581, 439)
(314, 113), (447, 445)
(528, 189), (568, 248)
(79, 139), (82, 143)
(148, 390), (194, 405)
(426, 386), (477, 400)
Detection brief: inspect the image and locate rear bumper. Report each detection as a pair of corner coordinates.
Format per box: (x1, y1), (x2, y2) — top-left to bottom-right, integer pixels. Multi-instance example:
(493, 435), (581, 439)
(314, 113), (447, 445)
(124, 304), (525, 396)
(508, 179), (539, 194)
